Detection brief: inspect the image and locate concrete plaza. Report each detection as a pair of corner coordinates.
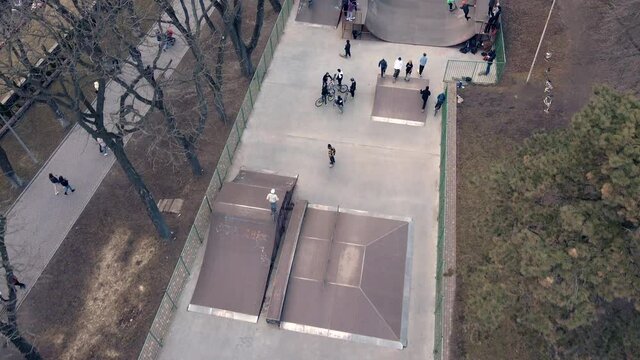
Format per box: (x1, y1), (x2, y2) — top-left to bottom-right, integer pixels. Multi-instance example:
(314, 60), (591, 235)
(159, 6), (475, 360)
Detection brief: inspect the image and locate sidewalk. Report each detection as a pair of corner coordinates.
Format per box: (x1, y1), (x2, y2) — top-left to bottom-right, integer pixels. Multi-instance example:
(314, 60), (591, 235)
(0, 3), (197, 312)
(158, 6), (477, 360)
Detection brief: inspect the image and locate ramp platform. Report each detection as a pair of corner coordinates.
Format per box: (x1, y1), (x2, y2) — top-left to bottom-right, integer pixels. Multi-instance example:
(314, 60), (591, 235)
(188, 170), (297, 323)
(279, 205), (412, 349)
(295, 0), (342, 27)
(371, 76), (430, 126)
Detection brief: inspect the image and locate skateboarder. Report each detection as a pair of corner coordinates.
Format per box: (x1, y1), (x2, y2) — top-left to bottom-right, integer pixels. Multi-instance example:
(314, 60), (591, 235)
(393, 57), (403, 83)
(327, 144), (336, 168)
(378, 58), (388, 77)
(461, 0), (474, 20)
(405, 60), (413, 81)
(447, 0), (457, 11)
(344, 40), (351, 58)
(418, 53), (428, 77)
(349, 78), (356, 98)
(420, 86), (431, 113)
(266, 189), (279, 218)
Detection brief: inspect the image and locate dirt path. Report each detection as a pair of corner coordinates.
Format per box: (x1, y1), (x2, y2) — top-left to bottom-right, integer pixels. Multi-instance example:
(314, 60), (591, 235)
(453, 0), (639, 358)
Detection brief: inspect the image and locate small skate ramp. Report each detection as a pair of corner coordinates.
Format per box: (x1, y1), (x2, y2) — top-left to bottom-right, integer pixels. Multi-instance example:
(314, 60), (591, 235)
(366, 0), (478, 46)
(278, 205), (412, 348)
(372, 76), (430, 126)
(188, 170), (297, 323)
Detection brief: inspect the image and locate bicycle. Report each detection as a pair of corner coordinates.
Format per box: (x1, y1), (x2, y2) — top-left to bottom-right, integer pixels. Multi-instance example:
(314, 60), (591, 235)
(331, 74), (349, 94)
(315, 92), (335, 107)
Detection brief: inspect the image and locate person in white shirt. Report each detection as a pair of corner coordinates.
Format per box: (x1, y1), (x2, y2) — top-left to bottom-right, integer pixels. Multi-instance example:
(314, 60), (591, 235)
(266, 189), (279, 217)
(393, 57), (403, 82)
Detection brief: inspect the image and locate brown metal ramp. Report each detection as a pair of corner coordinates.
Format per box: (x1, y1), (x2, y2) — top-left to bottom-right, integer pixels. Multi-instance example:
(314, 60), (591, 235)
(279, 205), (412, 348)
(266, 200), (308, 324)
(371, 76), (430, 127)
(188, 170), (297, 322)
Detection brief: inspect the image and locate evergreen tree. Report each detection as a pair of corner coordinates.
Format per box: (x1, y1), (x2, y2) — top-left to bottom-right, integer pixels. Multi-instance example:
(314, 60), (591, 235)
(464, 87), (640, 358)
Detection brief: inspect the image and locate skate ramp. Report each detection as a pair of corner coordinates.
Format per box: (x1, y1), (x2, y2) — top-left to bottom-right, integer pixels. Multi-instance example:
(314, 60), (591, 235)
(366, 0), (479, 46)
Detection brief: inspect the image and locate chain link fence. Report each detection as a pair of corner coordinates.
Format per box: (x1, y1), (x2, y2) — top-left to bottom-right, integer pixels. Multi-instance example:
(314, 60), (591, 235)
(137, 0), (294, 358)
(443, 19), (506, 84)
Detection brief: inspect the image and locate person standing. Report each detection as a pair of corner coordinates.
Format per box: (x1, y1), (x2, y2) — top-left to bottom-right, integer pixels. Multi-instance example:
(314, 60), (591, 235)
(97, 137), (109, 156)
(420, 86), (431, 113)
(58, 175), (75, 195)
(349, 78), (356, 98)
(336, 69), (345, 87)
(344, 40), (351, 58)
(321, 83), (330, 104)
(323, 72), (331, 86)
(393, 57), (403, 83)
(266, 189), (279, 218)
(482, 49), (496, 75)
(378, 58), (388, 77)
(48, 173), (61, 195)
(346, 0), (355, 21)
(418, 53), (428, 77)
(327, 144), (336, 168)
(404, 60), (414, 81)
(487, 0), (496, 16)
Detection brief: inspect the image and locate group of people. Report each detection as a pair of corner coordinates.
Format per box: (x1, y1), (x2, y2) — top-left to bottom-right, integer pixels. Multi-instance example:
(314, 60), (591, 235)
(341, 0), (358, 21)
(378, 53), (429, 83)
(155, 27), (176, 51)
(321, 69), (357, 112)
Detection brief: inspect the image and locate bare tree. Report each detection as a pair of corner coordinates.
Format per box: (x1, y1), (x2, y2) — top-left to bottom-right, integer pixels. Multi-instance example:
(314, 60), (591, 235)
(208, 0), (266, 77)
(0, 215), (42, 359)
(0, 145), (24, 189)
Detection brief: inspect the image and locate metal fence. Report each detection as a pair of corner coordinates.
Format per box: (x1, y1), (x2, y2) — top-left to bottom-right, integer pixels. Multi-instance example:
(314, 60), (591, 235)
(433, 86), (448, 360)
(137, 0), (294, 358)
(443, 19), (507, 84)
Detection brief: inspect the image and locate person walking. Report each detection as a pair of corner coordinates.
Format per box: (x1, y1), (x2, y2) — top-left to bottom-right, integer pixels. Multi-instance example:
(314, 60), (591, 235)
(97, 137), (109, 156)
(420, 86), (431, 113)
(404, 60), (413, 81)
(378, 58), (388, 77)
(447, 0), (457, 12)
(393, 57), (403, 83)
(418, 53), (428, 77)
(58, 175), (75, 195)
(48, 173), (63, 195)
(349, 78), (356, 98)
(327, 144), (336, 168)
(9, 274), (26, 290)
(434, 92), (446, 114)
(336, 69), (344, 87)
(344, 40), (351, 58)
(266, 189), (279, 219)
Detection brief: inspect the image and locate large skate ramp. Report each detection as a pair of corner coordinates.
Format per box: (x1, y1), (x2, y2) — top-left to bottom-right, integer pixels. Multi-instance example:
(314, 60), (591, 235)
(366, 0), (478, 46)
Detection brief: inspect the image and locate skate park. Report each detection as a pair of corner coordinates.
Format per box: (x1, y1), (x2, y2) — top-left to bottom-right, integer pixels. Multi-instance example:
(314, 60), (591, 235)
(155, 0), (485, 359)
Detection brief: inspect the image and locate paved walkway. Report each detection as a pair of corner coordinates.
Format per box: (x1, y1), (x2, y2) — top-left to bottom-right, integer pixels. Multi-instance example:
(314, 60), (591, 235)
(1, 1), (196, 317)
(158, 4), (476, 360)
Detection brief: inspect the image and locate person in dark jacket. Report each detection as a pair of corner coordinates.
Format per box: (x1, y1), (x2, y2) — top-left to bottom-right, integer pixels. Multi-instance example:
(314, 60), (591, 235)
(48, 173), (61, 195)
(323, 72), (331, 86)
(420, 86), (431, 112)
(487, 0), (496, 16)
(349, 78), (356, 98)
(378, 58), (387, 77)
(321, 84), (330, 104)
(58, 175), (75, 195)
(405, 60), (414, 81)
(344, 40), (351, 58)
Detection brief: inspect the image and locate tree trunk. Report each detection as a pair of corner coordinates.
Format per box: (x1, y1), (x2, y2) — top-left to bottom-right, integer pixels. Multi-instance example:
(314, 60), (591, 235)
(46, 99), (70, 128)
(0, 216), (42, 360)
(267, 0), (281, 13)
(180, 137), (203, 175)
(0, 323), (42, 360)
(226, 21), (254, 77)
(109, 139), (172, 240)
(0, 145), (24, 188)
